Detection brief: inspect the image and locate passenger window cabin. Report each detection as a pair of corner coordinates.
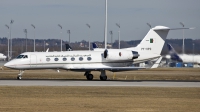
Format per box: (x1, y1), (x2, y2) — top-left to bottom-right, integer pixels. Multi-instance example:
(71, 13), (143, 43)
(46, 58), (50, 62)
(71, 57), (75, 61)
(44, 57), (93, 62)
(79, 57), (83, 61)
(63, 58), (67, 61)
(54, 58), (59, 61)
(87, 57), (92, 61)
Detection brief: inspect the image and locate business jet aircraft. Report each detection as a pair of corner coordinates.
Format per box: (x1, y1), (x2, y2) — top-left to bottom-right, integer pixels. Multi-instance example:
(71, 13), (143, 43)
(4, 26), (188, 80)
(0, 53), (7, 60)
(166, 43), (200, 64)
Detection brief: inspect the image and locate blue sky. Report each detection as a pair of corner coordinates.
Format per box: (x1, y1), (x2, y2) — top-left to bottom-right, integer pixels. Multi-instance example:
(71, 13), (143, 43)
(0, 0), (199, 42)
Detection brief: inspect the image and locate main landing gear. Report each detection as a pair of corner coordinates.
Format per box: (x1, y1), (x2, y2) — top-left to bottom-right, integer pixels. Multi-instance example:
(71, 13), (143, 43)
(84, 71), (93, 80)
(84, 70), (108, 81)
(17, 70), (24, 80)
(100, 70), (107, 81)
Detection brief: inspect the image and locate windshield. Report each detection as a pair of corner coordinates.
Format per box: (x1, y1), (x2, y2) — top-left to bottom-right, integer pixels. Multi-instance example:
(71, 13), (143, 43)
(16, 55), (28, 59)
(16, 55), (24, 59)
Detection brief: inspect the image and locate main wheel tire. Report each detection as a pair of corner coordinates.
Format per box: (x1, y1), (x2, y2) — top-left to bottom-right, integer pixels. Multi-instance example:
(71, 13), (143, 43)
(86, 74), (93, 80)
(100, 76), (107, 81)
(17, 76), (22, 80)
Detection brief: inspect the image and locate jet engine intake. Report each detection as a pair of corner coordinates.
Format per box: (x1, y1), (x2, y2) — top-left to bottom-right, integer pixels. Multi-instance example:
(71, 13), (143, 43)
(132, 51), (139, 59)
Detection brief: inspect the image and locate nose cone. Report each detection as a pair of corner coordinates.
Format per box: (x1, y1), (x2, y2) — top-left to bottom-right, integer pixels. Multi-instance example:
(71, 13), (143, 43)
(4, 61), (15, 69)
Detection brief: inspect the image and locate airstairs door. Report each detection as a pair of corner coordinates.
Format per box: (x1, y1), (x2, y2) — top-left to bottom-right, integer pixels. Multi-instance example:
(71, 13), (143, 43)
(30, 55), (37, 67)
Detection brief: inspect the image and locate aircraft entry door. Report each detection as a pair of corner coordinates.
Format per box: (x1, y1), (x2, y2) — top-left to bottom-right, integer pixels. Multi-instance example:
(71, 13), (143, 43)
(30, 55), (37, 67)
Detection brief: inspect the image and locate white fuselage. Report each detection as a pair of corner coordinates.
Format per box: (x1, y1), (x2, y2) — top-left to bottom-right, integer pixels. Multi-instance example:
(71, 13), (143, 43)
(5, 51), (131, 70)
(4, 50), (160, 70)
(5, 26), (173, 71)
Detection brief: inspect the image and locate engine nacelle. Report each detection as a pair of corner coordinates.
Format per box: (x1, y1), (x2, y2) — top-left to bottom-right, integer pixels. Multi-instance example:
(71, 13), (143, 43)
(103, 49), (139, 61)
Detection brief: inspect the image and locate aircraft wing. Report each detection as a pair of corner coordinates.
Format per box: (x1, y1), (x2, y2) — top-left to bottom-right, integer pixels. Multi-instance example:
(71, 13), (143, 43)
(69, 66), (146, 72)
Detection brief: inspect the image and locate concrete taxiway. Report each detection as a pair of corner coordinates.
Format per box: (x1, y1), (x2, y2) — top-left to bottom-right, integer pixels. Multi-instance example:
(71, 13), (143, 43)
(0, 80), (199, 87)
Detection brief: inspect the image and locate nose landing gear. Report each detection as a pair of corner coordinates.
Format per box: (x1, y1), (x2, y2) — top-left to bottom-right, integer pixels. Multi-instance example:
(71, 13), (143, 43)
(17, 70), (24, 80)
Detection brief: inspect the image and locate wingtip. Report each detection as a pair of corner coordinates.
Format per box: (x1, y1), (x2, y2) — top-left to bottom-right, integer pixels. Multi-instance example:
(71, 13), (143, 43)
(189, 27), (195, 29)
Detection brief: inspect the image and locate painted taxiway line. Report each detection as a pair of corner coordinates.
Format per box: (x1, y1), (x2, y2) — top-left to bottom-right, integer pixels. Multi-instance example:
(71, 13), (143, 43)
(0, 80), (199, 87)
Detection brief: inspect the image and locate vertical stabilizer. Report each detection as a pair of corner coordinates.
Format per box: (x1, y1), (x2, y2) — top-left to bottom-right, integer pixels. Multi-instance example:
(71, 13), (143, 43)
(137, 26), (170, 55)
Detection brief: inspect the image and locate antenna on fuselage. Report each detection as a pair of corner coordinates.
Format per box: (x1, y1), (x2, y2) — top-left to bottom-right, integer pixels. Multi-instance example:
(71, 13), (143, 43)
(46, 48), (49, 52)
(104, 0), (107, 49)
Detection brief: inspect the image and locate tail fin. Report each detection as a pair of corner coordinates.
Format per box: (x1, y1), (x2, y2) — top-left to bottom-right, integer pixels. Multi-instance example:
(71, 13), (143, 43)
(66, 44), (73, 51)
(136, 26), (170, 55)
(167, 43), (183, 62)
(135, 26), (193, 55)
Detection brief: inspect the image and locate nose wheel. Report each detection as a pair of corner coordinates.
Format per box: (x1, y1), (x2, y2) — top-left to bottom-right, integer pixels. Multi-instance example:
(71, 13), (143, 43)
(17, 76), (22, 80)
(17, 70), (24, 80)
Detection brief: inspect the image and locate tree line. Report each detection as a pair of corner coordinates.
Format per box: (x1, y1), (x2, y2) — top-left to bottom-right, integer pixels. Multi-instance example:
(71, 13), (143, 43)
(0, 37), (199, 58)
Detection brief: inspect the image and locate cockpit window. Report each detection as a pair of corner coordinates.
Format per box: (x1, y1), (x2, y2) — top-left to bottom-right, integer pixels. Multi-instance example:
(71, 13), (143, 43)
(16, 55), (24, 59)
(23, 55), (28, 58)
(16, 55), (28, 59)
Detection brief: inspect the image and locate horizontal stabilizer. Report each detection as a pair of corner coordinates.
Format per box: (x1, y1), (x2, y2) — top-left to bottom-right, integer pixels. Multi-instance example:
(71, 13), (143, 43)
(152, 26), (170, 30)
(152, 26), (195, 30)
(169, 27), (195, 30)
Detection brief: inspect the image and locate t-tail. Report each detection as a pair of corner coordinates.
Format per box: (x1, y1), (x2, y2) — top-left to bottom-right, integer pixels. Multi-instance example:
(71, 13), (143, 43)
(136, 26), (170, 55)
(127, 26), (193, 55)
